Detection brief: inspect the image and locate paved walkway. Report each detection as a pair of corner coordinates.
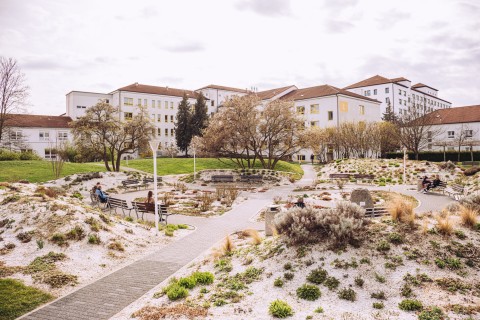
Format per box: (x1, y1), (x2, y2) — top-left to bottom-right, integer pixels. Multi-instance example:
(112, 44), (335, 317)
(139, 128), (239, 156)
(21, 164), (453, 319)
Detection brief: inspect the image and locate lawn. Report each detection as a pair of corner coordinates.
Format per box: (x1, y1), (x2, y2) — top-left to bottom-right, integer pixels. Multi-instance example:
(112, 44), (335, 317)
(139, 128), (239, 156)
(0, 278), (53, 320)
(0, 161), (104, 183)
(122, 158), (304, 177)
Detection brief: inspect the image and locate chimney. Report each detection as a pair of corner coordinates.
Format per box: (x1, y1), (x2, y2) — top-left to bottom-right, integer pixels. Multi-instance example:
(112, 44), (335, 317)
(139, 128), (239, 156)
(166, 86), (169, 90)
(134, 82), (138, 87)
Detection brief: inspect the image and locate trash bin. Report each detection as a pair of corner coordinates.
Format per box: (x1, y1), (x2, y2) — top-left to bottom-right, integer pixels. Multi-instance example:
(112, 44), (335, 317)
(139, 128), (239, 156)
(265, 205), (280, 236)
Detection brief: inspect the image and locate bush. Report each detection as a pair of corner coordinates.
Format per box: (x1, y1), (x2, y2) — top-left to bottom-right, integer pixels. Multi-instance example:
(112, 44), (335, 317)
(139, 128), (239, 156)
(385, 151), (480, 162)
(284, 272), (294, 280)
(16, 231), (33, 243)
(464, 166), (480, 176)
(324, 276), (340, 290)
(354, 276), (364, 287)
(192, 271), (214, 285)
(283, 262), (292, 270)
(307, 268), (328, 284)
(371, 291), (386, 300)
(388, 198), (415, 225)
(338, 288), (356, 301)
(388, 232), (403, 244)
(177, 276), (197, 289)
(418, 307), (446, 320)
(459, 206), (478, 227)
(274, 202), (366, 245)
(88, 233), (101, 244)
(65, 225), (85, 241)
(373, 302), (384, 309)
(296, 284), (321, 301)
(376, 240), (390, 252)
(0, 149), (20, 160)
(269, 300), (293, 318)
(274, 277), (284, 287)
(107, 240), (125, 252)
(398, 299), (423, 311)
(459, 193), (480, 213)
(50, 233), (67, 246)
(166, 283), (188, 301)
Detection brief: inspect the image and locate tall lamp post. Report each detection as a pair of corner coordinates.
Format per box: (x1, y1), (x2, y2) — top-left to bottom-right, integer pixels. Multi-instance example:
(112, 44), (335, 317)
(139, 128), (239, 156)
(403, 147), (407, 185)
(149, 140), (161, 235)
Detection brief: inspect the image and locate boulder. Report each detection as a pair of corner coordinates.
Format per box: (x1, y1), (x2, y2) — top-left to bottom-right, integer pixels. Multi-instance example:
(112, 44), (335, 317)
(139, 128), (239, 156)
(350, 188), (373, 208)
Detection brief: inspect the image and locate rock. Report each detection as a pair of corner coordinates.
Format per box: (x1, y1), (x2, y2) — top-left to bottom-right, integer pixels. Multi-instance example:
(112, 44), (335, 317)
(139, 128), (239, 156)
(350, 188), (373, 208)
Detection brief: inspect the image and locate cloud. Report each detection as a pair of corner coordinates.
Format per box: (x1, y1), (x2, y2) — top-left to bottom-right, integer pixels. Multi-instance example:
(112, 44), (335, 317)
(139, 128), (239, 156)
(324, 19), (355, 33)
(235, 0), (291, 17)
(320, 0), (359, 13)
(376, 10), (411, 29)
(155, 76), (183, 85)
(21, 56), (72, 70)
(162, 43), (204, 53)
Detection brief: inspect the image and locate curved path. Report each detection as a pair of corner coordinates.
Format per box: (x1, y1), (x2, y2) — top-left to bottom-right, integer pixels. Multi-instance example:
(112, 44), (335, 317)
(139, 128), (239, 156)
(20, 164), (452, 320)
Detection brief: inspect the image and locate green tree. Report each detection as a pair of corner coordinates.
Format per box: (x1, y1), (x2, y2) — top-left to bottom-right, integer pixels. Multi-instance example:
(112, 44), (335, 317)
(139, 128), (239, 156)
(175, 94), (193, 156)
(382, 102), (396, 123)
(191, 92), (209, 137)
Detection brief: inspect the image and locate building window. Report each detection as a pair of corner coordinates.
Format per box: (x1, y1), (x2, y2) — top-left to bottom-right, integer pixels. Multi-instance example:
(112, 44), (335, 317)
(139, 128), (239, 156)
(165, 128), (169, 136)
(58, 132), (68, 141)
(398, 89), (401, 95)
(310, 104), (319, 114)
(404, 91), (406, 96)
(404, 100), (406, 106)
(211, 101), (215, 107)
(339, 101), (348, 112)
(170, 102), (174, 109)
(296, 155), (306, 161)
(427, 131), (432, 143)
(105, 99), (109, 103)
(385, 97), (390, 103)
(157, 114), (161, 122)
(151, 100), (155, 108)
(165, 101), (168, 109)
(124, 98), (133, 106)
(44, 148), (57, 159)
(364, 90), (370, 96)
(76, 105), (86, 109)
(124, 112), (133, 120)
(373, 89), (377, 95)
(157, 100), (161, 108)
(296, 106), (305, 114)
(385, 87), (389, 94)
(10, 131), (22, 140)
(144, 99), (147, 106)
(399, 99), (402, 105)
(328, 111), (333, 121)
(465, 130), (473, 138)
(157, 128), (161, 136)
(170, 128), (174, 136)
(359, 105), (365, 115)
(310, 121), (319, 127)
(447, 131), (454, 138)
(137, 98), (141, 106)
(39, 131), (50, 141)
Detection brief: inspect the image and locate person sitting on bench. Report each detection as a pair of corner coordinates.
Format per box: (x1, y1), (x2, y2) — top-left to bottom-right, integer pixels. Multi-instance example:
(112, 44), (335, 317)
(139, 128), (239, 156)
(95, 185), (109, 203)
(294, 197), (306, 208)
(421, 176), (431, 193)
(426, 175), (442, 191)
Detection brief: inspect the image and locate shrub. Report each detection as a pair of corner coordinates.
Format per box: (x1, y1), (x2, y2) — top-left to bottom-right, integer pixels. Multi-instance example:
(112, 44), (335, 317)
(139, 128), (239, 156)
(376, 240), (390, 252)
(307, 268), (328, 284)
(166, 283), (188, 301)
(314, 307), (324, 313)
(85, 217), (101, 232)
(388, 232), (403, 244)
(65, 225), (85, 241)
(274, 202), (366, 245)
(284, 272), (294, 280)
(192, 271), (214, 285)
(274, 277), (284, 287)
(418, 307), (446, 320)
(88, 233), (101, 244)
(401, 284), (413, 297)
(177, 276), (197, 289)
(338, 288), (356, 301)
(16, 231), (33, 243)
(324, 276), (340, 290)
(1, 195), (20, 205)
(354, 276), (364, 287)
(107, 240), (125, 251)
(43, 271), (78, 288)
(459, 193), (480, 213)
(269, 300), (293, 318)
(50, 233), (67, 246)
(459, 206), (477, 227)
(296, 284), (321, 301)
(464, 166), (480, 176)
(374, 273), (386, 283)
(387, 198), (415, 225)
(436, 216), (453, 235)
(373, 302), (384, 309)
(36, 239), (44, 250)
(398, 299), (423, 311)
(371, 291), (386, 300)
(283, 262), (292, 270)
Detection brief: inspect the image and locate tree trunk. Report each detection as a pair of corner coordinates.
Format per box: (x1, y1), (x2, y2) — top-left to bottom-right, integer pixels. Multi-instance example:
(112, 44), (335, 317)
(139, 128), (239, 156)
(103, 146), (111, 171)
(115, 153), (122, 172)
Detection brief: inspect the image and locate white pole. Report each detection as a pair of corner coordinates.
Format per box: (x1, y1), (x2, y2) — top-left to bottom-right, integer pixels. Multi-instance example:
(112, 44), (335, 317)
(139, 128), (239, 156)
(149, 140), (160, 235)
(193, 147), (196, 182)
(403, 147), (406, 185)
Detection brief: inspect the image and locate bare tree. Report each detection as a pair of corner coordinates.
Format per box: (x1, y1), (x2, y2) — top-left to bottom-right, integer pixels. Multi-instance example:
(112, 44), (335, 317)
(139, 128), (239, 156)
(71, 101), (154, 171)
(0, 57), (29, 141)
(397, 103), (443, 160)
(453, 124), (478, 162)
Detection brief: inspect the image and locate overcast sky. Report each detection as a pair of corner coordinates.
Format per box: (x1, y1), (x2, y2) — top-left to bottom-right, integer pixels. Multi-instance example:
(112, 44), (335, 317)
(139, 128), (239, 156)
(1, 0), (479, 115)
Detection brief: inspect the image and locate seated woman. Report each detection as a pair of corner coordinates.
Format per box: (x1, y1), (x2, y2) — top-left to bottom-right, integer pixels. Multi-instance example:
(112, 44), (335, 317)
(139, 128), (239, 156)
(421, 176), (431, 193)
(145, 191), (155, 211)
(427, 175), (442, 191)
(294, 197), (305, 208)
(95, 186), (109, 203)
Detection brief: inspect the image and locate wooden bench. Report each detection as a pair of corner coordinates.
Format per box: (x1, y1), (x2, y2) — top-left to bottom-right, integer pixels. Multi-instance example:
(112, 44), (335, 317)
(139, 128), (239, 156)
(353, 174), (375, 181)
(444, 184), (466, 200)
(107, 197), (133, 217)
(427, 181), (447, 194)
(143, 177), (163, 186)
(132, 202), (175, 224)
(211, 175), (234, 183)
(121, 179), (142, 190)
(240, 174), (263, 183)
(365, 207), (388, 218)
(329, 173), (351, 180)
(462, 161), (479, 166)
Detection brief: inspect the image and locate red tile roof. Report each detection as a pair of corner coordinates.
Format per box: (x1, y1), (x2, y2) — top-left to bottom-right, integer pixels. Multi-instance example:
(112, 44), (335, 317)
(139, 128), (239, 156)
(197, 84), (250, 94)
(412, 83), (438, 91)
(116, 83), (201, 98)
(5, 114), (73, 128)
(280, 85), (380, 103)
(422, 105), (480, 125)
(344, 75), (414, 90)
(254, 85), (296, 100)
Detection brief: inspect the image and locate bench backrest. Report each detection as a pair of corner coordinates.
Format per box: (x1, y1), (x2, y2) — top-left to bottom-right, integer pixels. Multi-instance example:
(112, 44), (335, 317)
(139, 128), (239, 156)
(365, 207), (388, 217)
(329, 173), (351, 178)
(353, 174), (375, 179)
(212, 175), (234, 182)
(450, 184), (465, 192)
(108, 198), (127, 207)
(132, 202), (168, 213)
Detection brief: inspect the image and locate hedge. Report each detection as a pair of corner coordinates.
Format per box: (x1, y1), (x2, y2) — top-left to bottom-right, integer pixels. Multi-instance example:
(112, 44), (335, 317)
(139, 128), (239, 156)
(385, 151), (480, 162)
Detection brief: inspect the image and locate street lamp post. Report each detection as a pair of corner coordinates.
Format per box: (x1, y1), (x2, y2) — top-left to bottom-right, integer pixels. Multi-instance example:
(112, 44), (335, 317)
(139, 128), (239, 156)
(148, 140), (161, 235)
(403, 147), (407, 185)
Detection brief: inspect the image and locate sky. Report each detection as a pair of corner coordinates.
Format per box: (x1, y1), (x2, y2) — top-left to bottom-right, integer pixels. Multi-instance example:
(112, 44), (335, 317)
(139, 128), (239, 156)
(1, 0), (479, 115)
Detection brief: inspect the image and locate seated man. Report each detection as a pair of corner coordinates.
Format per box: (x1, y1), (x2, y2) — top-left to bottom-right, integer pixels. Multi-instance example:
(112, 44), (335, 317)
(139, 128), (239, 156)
(294, 197), (306, 208)
(427, 175), (442, 191)
(95, 186), (109, 203)
(421, 176), (431, 193)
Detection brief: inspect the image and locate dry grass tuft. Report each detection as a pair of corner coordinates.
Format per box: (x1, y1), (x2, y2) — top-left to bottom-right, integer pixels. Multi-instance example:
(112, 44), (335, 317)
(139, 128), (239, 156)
(132, 304), (208, 320)
(387, 197), (415, 225)
(223, 235), (235, 254)
(459, 206), (478, 228)
(242, 229), (263, 245)
(436, 215), (454, 236)
(421, 219), (429, 234)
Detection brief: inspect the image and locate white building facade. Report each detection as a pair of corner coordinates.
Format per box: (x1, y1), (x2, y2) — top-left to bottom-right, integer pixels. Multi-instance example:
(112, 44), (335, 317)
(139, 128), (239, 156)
(344, 75), (451, 117)
(3, 114), (73, 159)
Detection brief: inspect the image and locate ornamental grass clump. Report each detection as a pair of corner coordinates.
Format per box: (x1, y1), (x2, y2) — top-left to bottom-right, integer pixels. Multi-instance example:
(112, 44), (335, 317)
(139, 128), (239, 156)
(387, 197), (415, 225)
(269, 300), (293, 318)
(296, 284), (321, 301)
(459, 206), (477, 228)
(274, 202), (366, 246)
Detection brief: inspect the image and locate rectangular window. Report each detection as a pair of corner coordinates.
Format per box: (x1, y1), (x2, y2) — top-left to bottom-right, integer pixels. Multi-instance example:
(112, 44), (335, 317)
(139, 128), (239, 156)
(404, 91), (406, 96)
(76, 105), (86, 109)
(399, 99), (402, 104)
(165, 101), (168, 109)
(151, 100), (155, 108)
(448, 131), (454, 138)
(339, 101), (348, 112)
(310, 104), (319, 114)
(170, 102), (174, 109)
(296, 155), (306, 161)
(165, 128), (169, 136)
(157, 128), (161, 136)
(124, 97), (133, 106)
(157, 114), (161, 122)
(39, 131), (50, 141)
(170, 128), (174, 136)
(157, 100), (161, 108)
(138, 99), (141, 106)
(58, 131), (68, 141)
(124, 112), (133, 120)
(44, 148), (57, 159)
(296, 106), (305, 114)
(359, 105), (365, 115)
(385, 87), (389, 94)
(465, 130), (473, 138)
(399, 89), (401, 95)
(165, 115), (168, 122)
(404, 100), (406, 106)
(310, 121), (319, 127)
(10, 131), (22, 140)
(328, 111), (333, 120)
(170, 115), (174, 123)
(385, 97), (390, 103)
(144, 99), (147, 106)
(364, 90), (370, 96)
(211, 101), (215, 107)
(373, 89), (377, 95)
(427, 131), (432, 143)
